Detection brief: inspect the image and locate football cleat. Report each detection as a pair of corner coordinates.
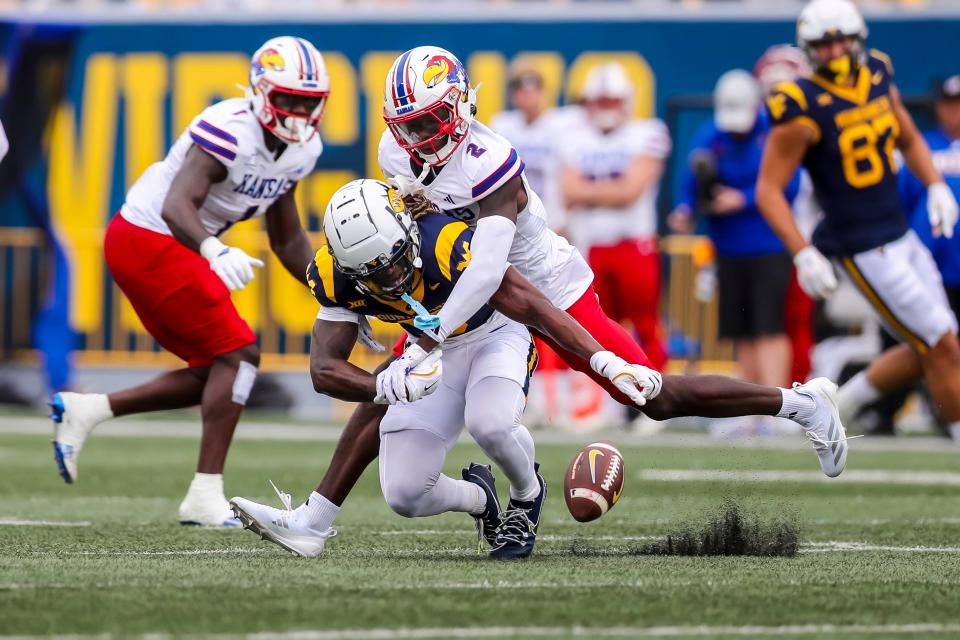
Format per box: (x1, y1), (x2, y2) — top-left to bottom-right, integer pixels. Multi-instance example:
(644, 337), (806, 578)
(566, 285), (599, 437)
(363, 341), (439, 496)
(50, 392), (109, 484)
(490, 463), (546, 560)
(462, 463), (502, 549)
(178, 491), (241, 528)
(791, 377), (853, 478)
(230, 482), (336, 557)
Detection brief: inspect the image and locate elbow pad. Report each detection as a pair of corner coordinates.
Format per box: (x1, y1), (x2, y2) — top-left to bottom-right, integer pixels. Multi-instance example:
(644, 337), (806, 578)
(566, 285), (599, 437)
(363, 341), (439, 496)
(435, 215), (516, 340)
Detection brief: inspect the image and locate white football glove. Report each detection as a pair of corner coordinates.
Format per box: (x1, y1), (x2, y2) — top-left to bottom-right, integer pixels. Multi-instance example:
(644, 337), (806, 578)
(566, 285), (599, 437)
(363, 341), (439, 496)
(590, 350), (662, 407)
(402, 350), (443, 403)
(199, 237), (264, 291)
(928, 182), (958, 239)
(356, 315), (386, 353)
(386, 163), (431, 197)
(374, 344), (437, 405)
(793, 245), (838, 299)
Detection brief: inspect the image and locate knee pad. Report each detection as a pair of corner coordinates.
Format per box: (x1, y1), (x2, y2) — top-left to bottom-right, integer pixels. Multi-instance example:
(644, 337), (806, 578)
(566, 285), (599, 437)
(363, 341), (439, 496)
(231, 361), (258, 406)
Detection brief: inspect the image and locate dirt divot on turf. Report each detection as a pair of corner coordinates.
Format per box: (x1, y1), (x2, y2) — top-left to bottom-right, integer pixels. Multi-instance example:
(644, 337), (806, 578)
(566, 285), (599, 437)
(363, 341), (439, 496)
(571, 500), (801, 558)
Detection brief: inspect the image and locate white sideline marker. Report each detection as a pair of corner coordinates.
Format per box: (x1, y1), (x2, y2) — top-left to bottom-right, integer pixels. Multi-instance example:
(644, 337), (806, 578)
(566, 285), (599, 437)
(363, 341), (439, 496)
(640, 469), (960, 486)
(0, 519), (91, 527)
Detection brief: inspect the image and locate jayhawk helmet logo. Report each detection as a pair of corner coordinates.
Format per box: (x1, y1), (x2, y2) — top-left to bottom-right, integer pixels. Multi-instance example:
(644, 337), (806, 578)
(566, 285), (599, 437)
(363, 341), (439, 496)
(253, 48), (285, 76)
(422, 55), (458, 89)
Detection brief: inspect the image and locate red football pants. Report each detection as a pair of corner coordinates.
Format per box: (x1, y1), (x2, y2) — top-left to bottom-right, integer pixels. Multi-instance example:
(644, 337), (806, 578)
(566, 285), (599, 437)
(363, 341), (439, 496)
(784, 268), (814, 382)
(587, 239), (667, 371)
(104, 214), (256, 367)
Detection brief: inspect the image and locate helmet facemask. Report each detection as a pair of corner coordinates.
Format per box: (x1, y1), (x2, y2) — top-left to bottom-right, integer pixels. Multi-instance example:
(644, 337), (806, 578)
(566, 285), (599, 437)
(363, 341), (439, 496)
(803, 32), (866, 86)
(251, 81), (328, 144)
(334, 223), (423, 300)
(386, 86), (469, 166)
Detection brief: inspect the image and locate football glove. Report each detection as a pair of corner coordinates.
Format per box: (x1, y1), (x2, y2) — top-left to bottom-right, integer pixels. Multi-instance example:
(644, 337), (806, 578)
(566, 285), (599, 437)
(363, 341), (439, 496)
(928, 182), (958, 239)
(590, 350), (662, 407)
(374, 344), (438, 405)
(793, 245), (838, 299)
(199, 237), (264, 291)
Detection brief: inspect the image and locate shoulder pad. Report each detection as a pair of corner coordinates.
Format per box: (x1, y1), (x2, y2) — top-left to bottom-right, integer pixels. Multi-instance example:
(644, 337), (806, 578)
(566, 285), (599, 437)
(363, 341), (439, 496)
(188, 100), (251, 167)
(307, 248), (346, 308)
(465, 127), (524, 200)
(868, 49), (895, 78)
(766, 81), (811, 122)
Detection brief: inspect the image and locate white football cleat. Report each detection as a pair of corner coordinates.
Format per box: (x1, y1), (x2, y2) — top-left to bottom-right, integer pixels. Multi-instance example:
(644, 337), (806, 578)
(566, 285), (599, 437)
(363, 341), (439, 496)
(230, 482), (336, 558)
(50, 392), (111, 484)
(790, 377), (852, 478)
(178, 491), (241, 528)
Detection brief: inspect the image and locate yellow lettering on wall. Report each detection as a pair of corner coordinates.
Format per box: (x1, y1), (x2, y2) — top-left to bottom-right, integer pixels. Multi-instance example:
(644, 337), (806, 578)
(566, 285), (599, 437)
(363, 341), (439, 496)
(565, 52), (655, 118)
(47, 54), (118, 333)
(119, 53), (168, 333)
(467, 52), (506, 122)
(172, 53), (248, 133)
(320, 52), (358, 145)
(361, 52), (399, 180)
(270, 170), (356, 334)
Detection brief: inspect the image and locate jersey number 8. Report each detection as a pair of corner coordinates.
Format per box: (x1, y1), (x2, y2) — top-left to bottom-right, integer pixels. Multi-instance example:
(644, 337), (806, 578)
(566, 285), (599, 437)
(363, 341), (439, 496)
(838, 112), (899, 189)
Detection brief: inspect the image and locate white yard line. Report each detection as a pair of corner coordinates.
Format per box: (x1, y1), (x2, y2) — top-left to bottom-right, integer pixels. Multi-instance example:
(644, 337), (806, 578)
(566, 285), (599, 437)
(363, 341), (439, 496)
(0, 519), (91, 527)
(640, 468), (960, 485)
(5, 623), (960, 639)
(2, 415), (957, 452)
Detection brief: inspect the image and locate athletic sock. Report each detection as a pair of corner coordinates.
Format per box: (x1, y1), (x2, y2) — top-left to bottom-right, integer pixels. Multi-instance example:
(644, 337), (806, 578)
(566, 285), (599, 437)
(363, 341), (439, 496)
(187, 472), (224, 497)
(509, 475), (541, 502)
(89, 393), (114, 424)
(948, 422), (960, 444)
(463, 480), (487, 516)
(776, 387), (817, 421)
(837, 372), (881, 415)
(302, 491), (340, 530)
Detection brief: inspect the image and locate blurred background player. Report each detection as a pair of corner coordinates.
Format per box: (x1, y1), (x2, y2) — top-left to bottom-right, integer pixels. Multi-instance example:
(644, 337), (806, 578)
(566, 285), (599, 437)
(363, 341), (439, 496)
(560, 62), (670, 376)
(49, 36), (329, 526)
(757, 0), (960, 445)
(672, 69), (798, 401)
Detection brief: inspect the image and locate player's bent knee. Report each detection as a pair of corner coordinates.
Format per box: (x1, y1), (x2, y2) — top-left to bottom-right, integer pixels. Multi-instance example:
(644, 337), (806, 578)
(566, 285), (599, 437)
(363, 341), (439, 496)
(927, 332), (960, 370)
(381, 478), (432, 518)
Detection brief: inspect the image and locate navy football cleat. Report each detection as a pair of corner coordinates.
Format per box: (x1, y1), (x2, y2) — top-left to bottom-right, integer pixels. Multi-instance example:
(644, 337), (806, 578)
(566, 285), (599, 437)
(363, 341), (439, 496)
(462, 463), (501, 549)
(490, 463), (546, 560)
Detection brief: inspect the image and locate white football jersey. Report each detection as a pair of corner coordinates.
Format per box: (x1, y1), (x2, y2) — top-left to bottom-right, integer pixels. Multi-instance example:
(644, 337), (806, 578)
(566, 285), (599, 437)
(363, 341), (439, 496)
(122, 97), (322, 237)
(379, 120), (593, 310)
(560, 118), (671, 248)
(488, 106), (584, 231)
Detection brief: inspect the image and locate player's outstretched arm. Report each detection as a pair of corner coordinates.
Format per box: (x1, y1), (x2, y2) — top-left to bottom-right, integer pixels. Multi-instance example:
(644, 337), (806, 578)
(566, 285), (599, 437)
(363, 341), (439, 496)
(309, 318), (377, 403)
(160, 145), (227, 251)
(265, 184), (313, 287)
(490, 267), (661, 406)
(490, 267), (604, 360)
(411, 177), (521, 354)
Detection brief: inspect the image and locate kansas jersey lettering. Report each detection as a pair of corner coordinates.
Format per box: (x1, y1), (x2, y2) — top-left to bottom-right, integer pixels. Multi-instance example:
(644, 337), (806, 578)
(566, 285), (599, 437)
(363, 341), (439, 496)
(122, 97), (322, 237)
(766, 49), (906, 256)
(307, 213), (494, 337)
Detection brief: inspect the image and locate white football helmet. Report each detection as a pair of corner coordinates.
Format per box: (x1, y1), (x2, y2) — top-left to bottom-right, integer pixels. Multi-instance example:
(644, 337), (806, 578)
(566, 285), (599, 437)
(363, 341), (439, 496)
(247, 36), (330, 144)
(582, 62), (633, 132)
(323, 179), (423, 299)
(797, 0), (868, 85)
(383, 46), (477, 166)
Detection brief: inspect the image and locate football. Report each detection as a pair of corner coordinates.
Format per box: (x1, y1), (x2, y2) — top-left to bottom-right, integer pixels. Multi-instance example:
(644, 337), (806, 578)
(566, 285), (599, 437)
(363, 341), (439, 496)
(564, 441), (625, 522)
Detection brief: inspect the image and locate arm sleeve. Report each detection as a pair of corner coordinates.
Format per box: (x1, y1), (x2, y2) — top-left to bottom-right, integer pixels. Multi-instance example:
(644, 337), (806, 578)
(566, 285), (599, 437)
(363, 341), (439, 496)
(434, 215), (516, 341)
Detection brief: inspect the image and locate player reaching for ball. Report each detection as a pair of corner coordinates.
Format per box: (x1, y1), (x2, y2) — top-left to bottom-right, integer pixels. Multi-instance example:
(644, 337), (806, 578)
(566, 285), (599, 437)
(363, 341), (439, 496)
(231, 180), (852, 559)
(48, 36), (329, 527)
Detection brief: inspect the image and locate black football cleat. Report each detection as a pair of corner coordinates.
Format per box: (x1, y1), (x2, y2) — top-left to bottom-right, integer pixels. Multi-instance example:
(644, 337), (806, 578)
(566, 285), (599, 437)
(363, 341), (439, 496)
(490, 463), (547, 560)
(462, 463), (502, 549)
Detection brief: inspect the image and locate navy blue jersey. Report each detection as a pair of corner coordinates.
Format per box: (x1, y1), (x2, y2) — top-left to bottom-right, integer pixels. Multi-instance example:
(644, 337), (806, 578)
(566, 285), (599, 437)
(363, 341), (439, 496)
(766, 49), (907, 256)
(307, 213), (494, 338)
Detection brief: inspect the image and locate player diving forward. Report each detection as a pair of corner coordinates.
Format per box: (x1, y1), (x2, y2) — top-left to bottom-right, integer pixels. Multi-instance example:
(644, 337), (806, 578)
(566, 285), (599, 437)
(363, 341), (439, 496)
(48, 36), (329, 526)
(756, 0), (960, 436)
(232, 180), (852, 559)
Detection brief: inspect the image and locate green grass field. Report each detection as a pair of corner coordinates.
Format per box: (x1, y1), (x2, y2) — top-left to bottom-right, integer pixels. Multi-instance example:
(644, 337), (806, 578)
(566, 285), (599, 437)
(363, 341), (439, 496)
(1, 415), (959, 639)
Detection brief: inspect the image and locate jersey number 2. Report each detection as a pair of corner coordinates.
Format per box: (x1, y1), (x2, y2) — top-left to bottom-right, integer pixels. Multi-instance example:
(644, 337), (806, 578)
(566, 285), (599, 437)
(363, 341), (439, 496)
(466, 143), (486, 158)
(838, 112), (899, 189)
